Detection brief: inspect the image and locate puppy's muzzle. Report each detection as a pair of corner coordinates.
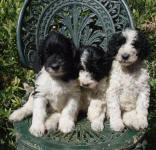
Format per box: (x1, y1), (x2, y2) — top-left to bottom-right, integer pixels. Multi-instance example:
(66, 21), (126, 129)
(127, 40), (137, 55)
(81, 83), (90, 87)
(51, 64), (59, 71)
(122, 53), (130, 60)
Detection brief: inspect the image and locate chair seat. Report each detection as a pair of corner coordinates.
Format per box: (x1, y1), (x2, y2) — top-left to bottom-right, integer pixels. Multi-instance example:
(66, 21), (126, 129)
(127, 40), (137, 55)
(14, 113), (145, 150)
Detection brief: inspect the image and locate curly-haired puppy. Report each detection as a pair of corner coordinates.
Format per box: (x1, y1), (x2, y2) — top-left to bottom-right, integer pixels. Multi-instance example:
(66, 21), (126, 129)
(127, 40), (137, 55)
(106, 29), (151, 131)
(78, 45), (116, 131)
(9, 31), (80, 136)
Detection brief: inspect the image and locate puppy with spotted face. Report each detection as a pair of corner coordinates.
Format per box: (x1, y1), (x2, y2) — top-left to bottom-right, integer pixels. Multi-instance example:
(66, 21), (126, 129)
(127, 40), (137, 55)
(106, 29), (151, 131)
(9, 31), (81, 136)
(79, 45), (116, 131)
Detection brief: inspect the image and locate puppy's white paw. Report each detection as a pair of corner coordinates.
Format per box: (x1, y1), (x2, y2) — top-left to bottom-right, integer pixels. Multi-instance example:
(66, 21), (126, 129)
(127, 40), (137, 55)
(123, 111), (148, 130)
(29, 123), (45, 137)
(58, 118), (75, 133)
(45, 119), (58, 132)
(91, 120), (104, 132)
(123, 111), (137, 129)
(137, 118), (148, 130)
(110, 119), (125, 131)
(9, 109), (25, 122)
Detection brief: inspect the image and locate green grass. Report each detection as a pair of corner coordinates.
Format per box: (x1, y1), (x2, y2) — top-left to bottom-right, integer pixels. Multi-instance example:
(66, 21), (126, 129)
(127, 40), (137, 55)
(0, 0), (34, 149)
(0, 0), (156, 149)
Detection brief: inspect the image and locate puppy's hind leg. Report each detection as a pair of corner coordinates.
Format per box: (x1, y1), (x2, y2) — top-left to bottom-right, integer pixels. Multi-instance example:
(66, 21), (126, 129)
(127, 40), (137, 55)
(9, 93), (34, 122)
(45, 112), (60, 132)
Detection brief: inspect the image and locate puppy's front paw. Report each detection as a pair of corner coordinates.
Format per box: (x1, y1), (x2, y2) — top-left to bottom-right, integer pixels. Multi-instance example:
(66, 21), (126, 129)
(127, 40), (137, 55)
(58, 118), (75, 133)
(110, 119), (125, 131)
(9, 109), (25, 122)
(29, 123), (45, 137)
(91, 120), (104, 132)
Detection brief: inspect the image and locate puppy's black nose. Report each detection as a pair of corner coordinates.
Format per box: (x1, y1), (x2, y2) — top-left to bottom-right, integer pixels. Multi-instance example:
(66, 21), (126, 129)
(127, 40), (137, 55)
(51, 64), (59, 70)
(82, 83), (90, 87)
(122, 53), (130, 60)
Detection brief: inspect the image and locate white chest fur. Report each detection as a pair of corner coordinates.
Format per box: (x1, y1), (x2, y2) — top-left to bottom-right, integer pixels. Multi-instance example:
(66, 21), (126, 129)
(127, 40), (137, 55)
(80, 77), (108, 111)
(35, 68), (79, 111)
(110, 61), (149, 111)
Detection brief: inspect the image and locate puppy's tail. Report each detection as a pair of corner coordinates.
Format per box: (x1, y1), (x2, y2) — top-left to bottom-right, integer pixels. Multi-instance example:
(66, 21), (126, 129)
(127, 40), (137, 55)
(9, 83), (34, 122)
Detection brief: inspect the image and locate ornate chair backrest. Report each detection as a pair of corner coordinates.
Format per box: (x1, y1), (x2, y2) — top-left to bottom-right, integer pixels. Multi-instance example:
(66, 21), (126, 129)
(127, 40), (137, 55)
(17, 0), (134, 69)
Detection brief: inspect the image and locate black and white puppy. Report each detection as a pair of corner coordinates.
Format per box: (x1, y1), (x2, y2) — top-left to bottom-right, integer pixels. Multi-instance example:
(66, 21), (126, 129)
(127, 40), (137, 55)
(78, 45), (116, 131)
(9, 31), (81, 136)
(106, 29), (151, 131)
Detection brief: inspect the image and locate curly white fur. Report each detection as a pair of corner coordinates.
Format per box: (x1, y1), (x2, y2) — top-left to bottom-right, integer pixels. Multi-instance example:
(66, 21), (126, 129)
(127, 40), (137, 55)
(79, 73), (108, 132)
(106, 29), (150, 131)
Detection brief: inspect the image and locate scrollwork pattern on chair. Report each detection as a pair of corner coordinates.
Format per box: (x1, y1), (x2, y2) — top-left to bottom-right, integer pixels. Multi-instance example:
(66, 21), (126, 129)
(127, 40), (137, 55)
(18, 0), (134, 68)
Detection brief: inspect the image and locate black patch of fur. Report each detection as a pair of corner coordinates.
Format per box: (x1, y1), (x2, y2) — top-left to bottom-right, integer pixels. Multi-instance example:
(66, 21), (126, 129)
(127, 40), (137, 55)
(33, 31), (79, 81)
(108, 32), (126, 55)
(133, 32), (151, 60)
(80, 45), (115, 81)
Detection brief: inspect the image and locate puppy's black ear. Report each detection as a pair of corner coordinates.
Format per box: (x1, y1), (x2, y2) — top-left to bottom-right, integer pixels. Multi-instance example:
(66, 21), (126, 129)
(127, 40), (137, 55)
(133, 32), (151, 60)
(69, 38), (77, 58)
(108, 32), (126, 56)
(78, 45), (86, 56)
(33, 44), (44, 73)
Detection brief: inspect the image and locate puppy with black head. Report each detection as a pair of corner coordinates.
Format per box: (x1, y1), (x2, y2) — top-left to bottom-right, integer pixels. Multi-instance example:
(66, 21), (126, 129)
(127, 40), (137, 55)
(9, 31), (81, 136)
(78, 45), (116, 131)
(106, 29), (151, 131)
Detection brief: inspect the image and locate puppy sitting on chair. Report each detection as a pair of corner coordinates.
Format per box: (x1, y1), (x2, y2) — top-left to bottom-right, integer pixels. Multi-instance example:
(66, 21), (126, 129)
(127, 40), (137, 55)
(78, 45), (116, 132)
(106, 29), (151, 131)
(9, 31), (81, 136)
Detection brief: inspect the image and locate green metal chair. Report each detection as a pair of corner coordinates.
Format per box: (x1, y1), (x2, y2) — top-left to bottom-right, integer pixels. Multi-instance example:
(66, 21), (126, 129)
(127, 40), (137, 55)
(15, 0), (146, 149)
